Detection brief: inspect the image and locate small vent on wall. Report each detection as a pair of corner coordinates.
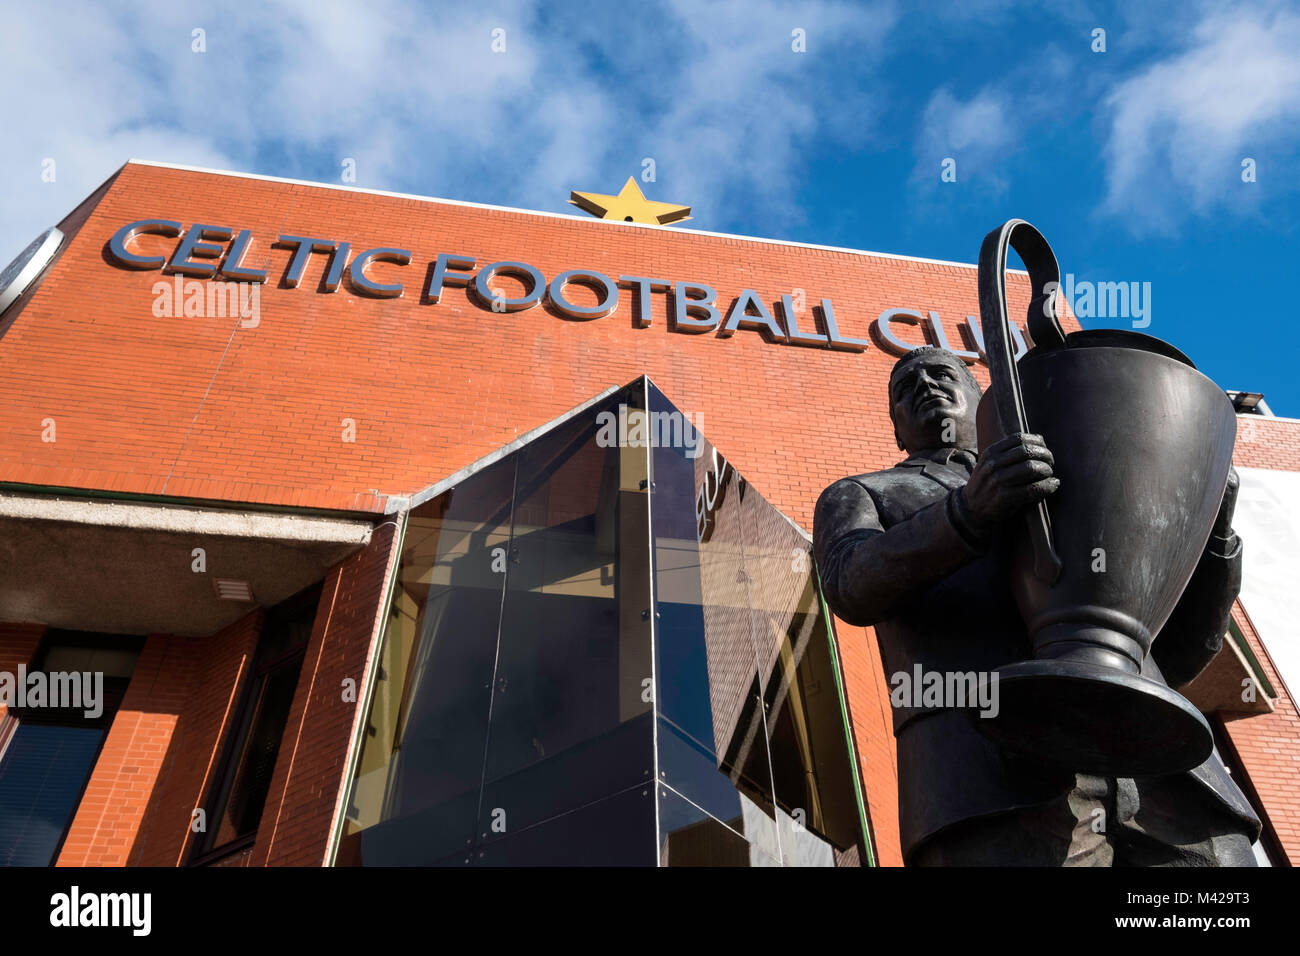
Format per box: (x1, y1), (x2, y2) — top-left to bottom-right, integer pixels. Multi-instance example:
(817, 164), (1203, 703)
(213, 579), (255, 602)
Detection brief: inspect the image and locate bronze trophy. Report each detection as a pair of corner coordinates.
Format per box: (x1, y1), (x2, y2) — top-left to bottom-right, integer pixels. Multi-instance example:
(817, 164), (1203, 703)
(972, 220), (1235, 777)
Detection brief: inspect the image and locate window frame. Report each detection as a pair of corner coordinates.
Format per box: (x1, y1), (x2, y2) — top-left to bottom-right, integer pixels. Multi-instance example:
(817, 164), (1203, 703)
(189, 582), (322, 866)
(0, 630), (144, 867)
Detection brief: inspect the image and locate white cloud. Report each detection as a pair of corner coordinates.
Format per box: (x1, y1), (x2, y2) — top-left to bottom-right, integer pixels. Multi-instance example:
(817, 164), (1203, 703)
(1099, 3), (1300, 234)
(909, 41), (1079, 196)
(915, 86), (1018, 192)
(0, 0), (899, 265)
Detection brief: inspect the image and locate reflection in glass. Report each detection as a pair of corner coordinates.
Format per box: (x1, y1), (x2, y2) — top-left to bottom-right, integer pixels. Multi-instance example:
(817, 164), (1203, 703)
(339, 385), (654, 865)
(649, 381), (870, 866)
(338, 456), (515, 865)
(474, 785), (655, 866)
(657, 785), (779, 867)
(336, 380), (870, 865)
(479, 400), (654, 839)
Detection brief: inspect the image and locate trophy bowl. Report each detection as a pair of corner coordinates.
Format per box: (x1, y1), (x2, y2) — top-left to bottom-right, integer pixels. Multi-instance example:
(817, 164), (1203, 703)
(970, 221), (1234, 777)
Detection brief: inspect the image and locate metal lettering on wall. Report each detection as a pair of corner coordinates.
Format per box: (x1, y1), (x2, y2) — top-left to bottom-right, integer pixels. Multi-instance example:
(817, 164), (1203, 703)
(104, 218), (1031, 365)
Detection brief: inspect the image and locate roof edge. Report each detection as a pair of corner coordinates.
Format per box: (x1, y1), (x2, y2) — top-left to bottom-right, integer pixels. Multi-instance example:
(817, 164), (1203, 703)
(123, 158), (1029, 275)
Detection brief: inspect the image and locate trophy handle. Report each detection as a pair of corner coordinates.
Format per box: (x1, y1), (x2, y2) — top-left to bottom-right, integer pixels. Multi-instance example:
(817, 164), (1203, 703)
(978, 220), (1064, 585)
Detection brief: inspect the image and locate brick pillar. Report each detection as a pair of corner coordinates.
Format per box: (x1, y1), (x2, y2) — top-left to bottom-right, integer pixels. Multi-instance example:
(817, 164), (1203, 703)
(54, 610), (263, 867)
(55, 632), (187, 867)
(129, 610), (263, 866)
(835, 616), (904, 866)
(252, 520), (400, 866)
(0, 623), (45, 722)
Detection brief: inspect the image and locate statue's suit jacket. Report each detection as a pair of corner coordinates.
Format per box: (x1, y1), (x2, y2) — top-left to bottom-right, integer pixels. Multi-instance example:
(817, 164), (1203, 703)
(813, 449), (1261, 864)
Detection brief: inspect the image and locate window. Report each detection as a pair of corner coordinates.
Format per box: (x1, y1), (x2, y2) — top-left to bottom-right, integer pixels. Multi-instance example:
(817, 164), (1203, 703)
(0, 630), (143, 866)
(191, 582), (321, 863)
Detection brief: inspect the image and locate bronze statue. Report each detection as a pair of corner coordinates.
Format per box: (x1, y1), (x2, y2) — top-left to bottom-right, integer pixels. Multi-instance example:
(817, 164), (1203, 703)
(812, 222), (1261, 866)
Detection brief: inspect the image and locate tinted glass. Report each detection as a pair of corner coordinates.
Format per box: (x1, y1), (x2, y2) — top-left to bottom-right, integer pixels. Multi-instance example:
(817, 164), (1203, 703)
(341, 386), (654, 865)
(648, 382), (869, 866)
(740, 487), (863, 863)
(479, 387), (654, 840)
(657, 784), (779, 867)
(338, 382), (868, 866)
(339, 456), (515, 865)
(0, 723), (104, 866)
(649, 385), (778, 841)
(473, 785), (655, 867)
(0, 631), (143, 867)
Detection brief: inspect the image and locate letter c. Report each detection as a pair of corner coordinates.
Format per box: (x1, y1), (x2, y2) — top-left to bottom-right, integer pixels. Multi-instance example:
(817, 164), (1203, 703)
(349, 248), (411, 298)
(872, 308), (927, 356)
(107, 219), (182, 270)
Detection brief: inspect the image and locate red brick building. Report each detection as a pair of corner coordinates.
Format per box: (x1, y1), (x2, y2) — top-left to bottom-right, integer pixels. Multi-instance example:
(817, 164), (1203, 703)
(0, 160), (1294, 866)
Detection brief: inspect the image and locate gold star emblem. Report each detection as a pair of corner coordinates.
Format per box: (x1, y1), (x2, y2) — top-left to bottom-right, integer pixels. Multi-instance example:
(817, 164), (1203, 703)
(569, 177), (691, 225)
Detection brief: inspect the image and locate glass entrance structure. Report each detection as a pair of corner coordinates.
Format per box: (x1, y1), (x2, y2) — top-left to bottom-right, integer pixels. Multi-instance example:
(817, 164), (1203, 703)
(334, 379), (872, 866)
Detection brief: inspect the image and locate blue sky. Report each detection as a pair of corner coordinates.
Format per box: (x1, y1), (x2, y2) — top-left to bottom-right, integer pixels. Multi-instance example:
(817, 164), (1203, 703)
(3, 0), (1297, 411)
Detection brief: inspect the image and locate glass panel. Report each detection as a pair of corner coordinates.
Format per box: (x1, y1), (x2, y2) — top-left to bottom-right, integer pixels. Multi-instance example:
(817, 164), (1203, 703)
(0, 723), (104, 866)
(479, 386), (654, 840)
(254, 585), (319, 664)
(648, 384), (779, 855)
(473, 784), (655, 867)
(765, 582), (865, 865)
(648, 381), (868, 867)
(740, 489), (862, 865)
(196, 584), (320, 859)
(41, 646), (139, 679)
(338, 456), (515, 866)
(657, 784), (779, 867)
(338, 380), (868, 866)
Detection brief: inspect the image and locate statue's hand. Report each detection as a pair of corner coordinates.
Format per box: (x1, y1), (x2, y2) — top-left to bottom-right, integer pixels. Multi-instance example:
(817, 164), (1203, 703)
(1213, 465), (1240, 539)
(957, 433), (1059, 536)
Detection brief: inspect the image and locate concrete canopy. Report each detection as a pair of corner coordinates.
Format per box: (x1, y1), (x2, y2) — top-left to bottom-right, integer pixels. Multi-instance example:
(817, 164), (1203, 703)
(0, 491), (373, 637)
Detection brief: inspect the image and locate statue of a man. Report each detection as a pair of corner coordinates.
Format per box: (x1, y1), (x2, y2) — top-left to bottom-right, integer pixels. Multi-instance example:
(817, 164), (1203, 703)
(813, 344), (1262, 866)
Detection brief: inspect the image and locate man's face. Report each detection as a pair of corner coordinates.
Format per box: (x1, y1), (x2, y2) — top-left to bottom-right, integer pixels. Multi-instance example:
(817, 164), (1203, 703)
(889, 353), (980, 453)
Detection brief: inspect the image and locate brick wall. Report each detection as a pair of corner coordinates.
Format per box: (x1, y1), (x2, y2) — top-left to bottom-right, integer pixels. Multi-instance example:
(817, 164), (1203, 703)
(50, 518), (399, 868)
(250, 519), (399, 866)
(127, 610), (262, 866)
(56, 632), (189, 867)
(54, 616), (262, 867)
(0, 161), (1036, 526)
(1221, 605), (1300, 864)
(834, 616), (903, 867)
(1234, 415), (1300, 474)
(0, 623), (44, 723)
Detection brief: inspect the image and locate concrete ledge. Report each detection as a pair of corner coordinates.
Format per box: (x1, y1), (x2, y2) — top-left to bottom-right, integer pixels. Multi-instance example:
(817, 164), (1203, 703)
(0, 492), (377, 636)
(0, 492), (373, 546)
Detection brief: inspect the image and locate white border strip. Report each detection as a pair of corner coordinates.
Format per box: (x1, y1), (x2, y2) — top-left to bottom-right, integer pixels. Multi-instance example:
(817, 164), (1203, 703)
(123, 158), (1027, 275)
